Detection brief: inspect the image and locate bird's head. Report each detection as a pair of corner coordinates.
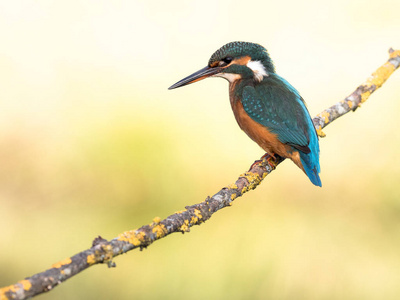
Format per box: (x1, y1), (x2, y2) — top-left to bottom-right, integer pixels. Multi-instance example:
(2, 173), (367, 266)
(169, 41), (275, 90)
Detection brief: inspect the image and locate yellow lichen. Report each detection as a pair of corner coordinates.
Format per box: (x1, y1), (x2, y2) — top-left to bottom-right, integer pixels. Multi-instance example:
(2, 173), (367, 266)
(193, 209), (202, 219)
(230, 193), (237, 200)
(366, 63), (395, 89)
(389, 49), (400, 58)
(51, 257), (72, 269)
(86, 254), (96, 265)
(180, 220), (190, 232)
(0, 280), (32, 298)
(316, 127), (326, 138)
(240, 172), (262, 193)
(347, 100), (353, 109)
(180, 224), (189, 232)
(117, 230), (146, 246)
(86, 244), (114, 266)
(389, 49), (400, 59)
(319, 111), (330, 124)
(188, 209), (205, 224)
(101, 244), (114, 261)
(226, 183), (238, 190)
(361, 90), (371, 103)
(152, 217), (161, 224)
(152, 224), (167, 239)
(20, 280), (32, 291)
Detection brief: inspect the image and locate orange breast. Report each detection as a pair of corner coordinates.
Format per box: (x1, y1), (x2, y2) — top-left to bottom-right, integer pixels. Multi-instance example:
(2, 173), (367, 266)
(229, 87), (304, 172)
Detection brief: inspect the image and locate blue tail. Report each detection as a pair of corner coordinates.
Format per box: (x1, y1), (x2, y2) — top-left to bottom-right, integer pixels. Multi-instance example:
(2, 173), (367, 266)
(299, 150), (321, 187)
(298, 117), (321, 187)
(274, 75), (322, 187)
(296, 89), (322, 187)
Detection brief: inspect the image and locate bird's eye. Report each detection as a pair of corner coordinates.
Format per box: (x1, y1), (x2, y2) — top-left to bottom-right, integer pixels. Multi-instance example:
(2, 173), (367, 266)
(222, 57), (233, 64)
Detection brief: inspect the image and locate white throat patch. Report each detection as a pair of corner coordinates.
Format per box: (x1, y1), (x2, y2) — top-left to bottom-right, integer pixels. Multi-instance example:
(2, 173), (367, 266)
(246, 60), (268, 82)
(212, 72), (241, 83)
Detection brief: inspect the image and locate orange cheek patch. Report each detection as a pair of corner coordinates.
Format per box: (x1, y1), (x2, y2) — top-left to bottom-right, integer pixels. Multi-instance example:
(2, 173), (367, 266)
(232, 56), (251, 66)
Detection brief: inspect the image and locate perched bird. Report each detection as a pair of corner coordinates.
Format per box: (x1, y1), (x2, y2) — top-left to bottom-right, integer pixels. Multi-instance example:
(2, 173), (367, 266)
(169, 42), (321, 187)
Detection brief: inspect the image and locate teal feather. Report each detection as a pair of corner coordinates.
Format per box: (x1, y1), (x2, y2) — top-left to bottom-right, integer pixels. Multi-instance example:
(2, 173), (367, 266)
(169, 41), (321, 186)
(240, 74), (321, 186)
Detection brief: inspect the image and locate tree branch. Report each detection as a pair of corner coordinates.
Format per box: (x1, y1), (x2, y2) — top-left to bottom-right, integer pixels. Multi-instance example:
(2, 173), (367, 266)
(1, 48), (399, 300)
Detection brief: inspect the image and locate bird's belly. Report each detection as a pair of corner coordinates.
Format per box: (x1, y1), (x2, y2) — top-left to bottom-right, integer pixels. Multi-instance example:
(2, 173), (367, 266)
(231, 100), (285, 155)
(231, 99), (305, 172)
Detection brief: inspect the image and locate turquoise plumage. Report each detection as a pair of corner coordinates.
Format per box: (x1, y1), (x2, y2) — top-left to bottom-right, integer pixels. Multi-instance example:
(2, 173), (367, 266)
(240, 75), (321, 186)
(169, 41), (322, 186)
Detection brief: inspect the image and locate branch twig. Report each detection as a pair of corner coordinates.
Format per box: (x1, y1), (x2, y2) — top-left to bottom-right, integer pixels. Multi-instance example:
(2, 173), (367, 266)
(1, 48), (399, 300)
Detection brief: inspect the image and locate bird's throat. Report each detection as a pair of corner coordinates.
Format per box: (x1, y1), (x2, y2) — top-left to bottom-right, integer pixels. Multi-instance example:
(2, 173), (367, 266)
(212, 72), (241, 83)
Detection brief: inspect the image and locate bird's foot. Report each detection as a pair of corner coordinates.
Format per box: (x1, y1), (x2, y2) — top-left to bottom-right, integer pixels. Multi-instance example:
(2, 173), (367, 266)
(249, 153), (275, 171)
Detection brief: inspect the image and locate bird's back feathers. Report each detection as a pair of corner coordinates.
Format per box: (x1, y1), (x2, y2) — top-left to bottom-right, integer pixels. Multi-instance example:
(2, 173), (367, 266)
(239, 74), (321, 186)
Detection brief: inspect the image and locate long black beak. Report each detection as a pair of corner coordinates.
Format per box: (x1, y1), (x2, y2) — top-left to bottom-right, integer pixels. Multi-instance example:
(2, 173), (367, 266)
(168, 66), (221, 90)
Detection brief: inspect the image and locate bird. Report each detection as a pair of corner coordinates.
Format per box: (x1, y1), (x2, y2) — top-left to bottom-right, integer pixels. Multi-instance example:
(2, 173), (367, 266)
(169, 41), (321, 187)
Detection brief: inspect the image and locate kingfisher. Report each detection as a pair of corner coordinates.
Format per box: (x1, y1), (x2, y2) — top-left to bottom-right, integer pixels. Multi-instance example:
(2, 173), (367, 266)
(169, 42), (321, 187)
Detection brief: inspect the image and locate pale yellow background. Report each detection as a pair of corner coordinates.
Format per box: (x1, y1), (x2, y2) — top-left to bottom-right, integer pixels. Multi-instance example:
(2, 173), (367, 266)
(1, 1), (400, 299)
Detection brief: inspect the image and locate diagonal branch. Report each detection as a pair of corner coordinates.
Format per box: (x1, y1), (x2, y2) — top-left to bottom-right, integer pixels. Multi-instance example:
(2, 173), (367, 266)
(1, 49), (399, 300)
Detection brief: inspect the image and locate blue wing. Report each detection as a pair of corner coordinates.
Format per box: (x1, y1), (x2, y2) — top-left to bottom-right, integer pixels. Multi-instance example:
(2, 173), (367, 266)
(241, 74), (321, 186)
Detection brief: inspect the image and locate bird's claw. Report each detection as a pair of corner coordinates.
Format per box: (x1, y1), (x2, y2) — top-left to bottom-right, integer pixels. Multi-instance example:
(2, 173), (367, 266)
(249, 153), (275, 171)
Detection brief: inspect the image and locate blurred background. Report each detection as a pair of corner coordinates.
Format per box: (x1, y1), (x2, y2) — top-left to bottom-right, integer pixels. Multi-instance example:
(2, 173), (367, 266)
(1, 1), (400, 299)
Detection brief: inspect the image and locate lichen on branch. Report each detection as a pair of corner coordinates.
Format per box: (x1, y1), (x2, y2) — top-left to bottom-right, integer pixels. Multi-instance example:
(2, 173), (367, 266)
(1, 48), (399, 300)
